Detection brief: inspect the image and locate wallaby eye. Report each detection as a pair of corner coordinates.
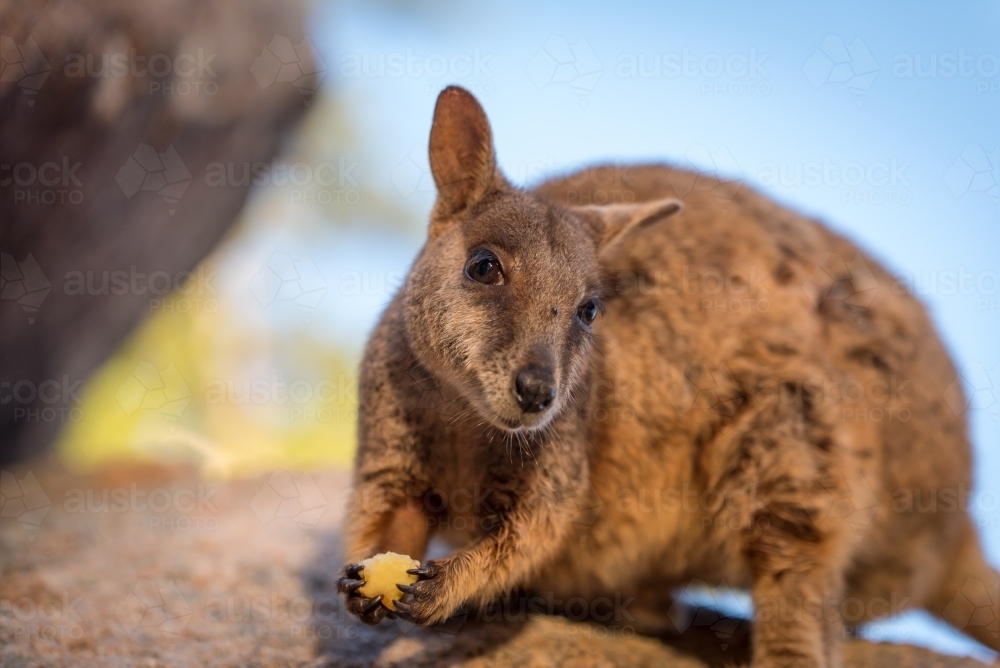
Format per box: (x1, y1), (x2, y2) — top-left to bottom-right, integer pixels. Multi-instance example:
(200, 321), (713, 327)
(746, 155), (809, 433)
(577, 297), (601, 326)
(465, 250), (503, 285)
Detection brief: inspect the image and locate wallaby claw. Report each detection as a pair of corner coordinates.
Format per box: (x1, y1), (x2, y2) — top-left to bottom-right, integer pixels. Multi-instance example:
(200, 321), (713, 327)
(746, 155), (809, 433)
(360, 594), (384, 613)
(340, 578), (365, 592)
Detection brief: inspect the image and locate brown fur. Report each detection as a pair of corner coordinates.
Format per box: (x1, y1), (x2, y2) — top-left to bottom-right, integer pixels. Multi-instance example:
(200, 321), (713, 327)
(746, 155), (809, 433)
(338, 86), (1000, 667)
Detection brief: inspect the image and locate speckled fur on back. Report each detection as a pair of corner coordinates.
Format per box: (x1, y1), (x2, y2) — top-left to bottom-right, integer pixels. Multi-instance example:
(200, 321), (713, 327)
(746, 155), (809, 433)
(338, 87), (1000, 667)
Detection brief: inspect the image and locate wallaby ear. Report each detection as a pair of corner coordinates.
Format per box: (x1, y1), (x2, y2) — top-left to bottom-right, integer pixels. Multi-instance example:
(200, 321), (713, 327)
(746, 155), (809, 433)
(428, 86), (503, 226)
(573, 198), (684, 252)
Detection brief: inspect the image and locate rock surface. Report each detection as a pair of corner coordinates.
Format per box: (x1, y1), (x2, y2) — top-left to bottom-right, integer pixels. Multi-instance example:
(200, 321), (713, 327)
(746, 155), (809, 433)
(0, 462), (991, 667)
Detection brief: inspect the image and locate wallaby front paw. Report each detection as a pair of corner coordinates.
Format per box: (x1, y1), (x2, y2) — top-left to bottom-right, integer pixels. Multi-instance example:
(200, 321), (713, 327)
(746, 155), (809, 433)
(339, 563), (394, 625)
(393, 560), (459, 625)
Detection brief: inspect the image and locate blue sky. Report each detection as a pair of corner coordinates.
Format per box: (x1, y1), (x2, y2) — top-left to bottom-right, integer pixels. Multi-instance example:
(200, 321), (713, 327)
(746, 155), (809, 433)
(229, 0), (1000, 658)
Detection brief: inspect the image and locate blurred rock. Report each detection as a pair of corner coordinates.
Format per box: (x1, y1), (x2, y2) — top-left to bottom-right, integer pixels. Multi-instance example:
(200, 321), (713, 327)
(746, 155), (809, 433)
(0, 461), (989, 667)
(0, 0), (318, 462)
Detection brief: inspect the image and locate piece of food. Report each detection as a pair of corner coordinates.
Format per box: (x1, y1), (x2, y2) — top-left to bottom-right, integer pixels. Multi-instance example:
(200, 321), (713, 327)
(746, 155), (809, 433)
(358, 552), (420, 611)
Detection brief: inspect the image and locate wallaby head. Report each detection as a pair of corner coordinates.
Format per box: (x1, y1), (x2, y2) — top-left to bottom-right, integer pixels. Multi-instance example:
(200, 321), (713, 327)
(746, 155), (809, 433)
(402, 86), (682, 432)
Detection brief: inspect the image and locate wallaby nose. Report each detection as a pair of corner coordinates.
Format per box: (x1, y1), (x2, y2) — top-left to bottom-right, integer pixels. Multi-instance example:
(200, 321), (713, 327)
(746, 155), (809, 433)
(514, 367), (556, 414)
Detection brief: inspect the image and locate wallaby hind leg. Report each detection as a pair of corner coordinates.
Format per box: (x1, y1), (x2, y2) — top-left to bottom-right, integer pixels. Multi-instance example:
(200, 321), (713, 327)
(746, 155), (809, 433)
(928, 522), (1000, 654)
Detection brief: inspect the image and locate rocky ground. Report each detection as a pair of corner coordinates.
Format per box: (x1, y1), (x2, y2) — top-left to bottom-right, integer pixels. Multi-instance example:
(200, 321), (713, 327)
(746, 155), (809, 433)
(0, 461), (991, 667)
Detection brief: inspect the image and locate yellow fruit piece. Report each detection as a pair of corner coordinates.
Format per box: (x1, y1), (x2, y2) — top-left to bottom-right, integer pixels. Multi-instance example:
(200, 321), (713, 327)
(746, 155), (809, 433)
(358, 552), (420, 611)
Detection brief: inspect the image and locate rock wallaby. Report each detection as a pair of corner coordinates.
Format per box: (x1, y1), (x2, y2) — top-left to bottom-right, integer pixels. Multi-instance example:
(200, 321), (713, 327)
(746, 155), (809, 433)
(338, 85), (1000, 667)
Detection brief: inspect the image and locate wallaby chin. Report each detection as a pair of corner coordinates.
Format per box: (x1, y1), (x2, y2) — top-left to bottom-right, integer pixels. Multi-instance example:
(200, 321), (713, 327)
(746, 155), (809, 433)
(488, 403), (562, 434)
(340, 85), (998, 666)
